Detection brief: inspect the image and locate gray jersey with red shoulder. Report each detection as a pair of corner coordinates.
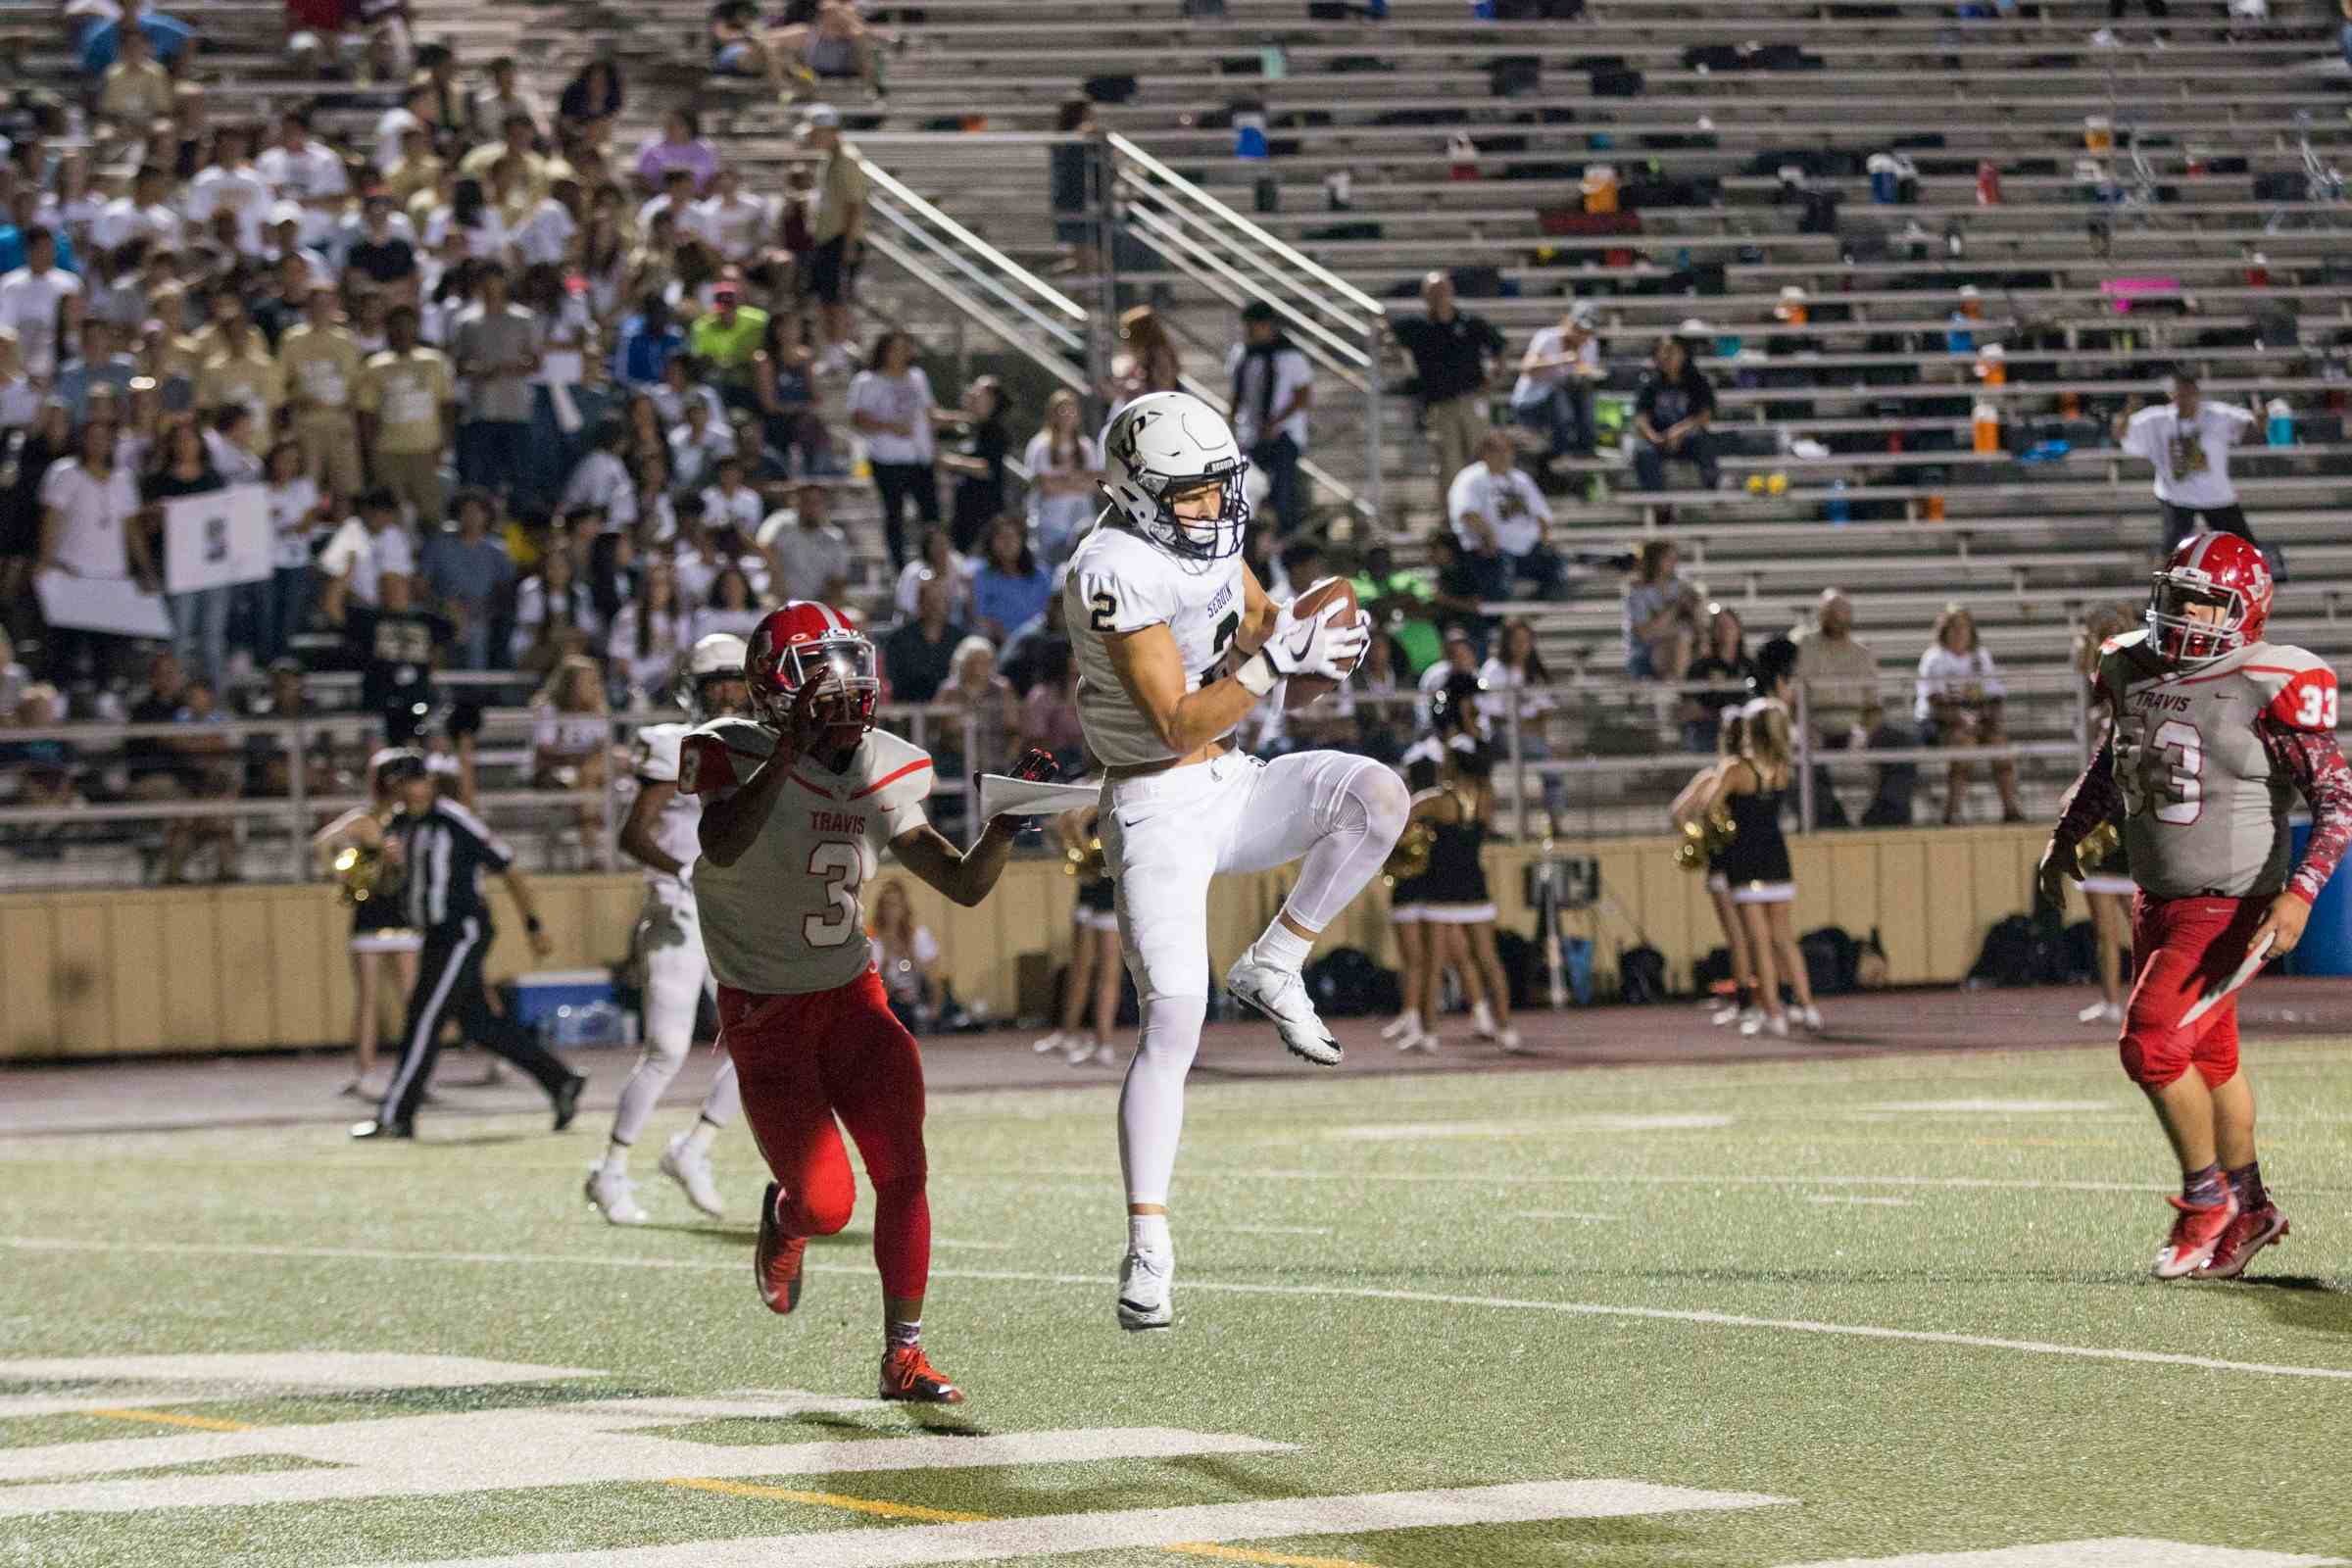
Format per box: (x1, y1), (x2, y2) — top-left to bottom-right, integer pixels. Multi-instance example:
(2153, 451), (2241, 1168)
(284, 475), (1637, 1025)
(683, 717), (935, 995)
(2094, 630), (2339, 899)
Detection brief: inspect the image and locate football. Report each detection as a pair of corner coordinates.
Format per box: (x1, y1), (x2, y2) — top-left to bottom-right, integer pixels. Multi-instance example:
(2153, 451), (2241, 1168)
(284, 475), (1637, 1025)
(1282, 577), (1366, 711)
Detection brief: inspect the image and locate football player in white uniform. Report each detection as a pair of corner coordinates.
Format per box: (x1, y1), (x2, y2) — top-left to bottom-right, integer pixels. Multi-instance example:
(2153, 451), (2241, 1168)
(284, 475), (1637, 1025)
(1066, 390), (1410, 1332)
(681, 602), (1054, 1403)
(584, 634), (752, 1225)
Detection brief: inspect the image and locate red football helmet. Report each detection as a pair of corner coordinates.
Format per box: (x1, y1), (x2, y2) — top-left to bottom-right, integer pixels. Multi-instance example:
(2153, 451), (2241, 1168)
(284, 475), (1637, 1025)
(745, 601), (879, 746)
(2147, 532), (2272, 665)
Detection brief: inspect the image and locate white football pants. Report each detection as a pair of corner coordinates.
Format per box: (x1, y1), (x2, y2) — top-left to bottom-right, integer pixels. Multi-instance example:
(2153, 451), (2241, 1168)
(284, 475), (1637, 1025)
(611, 884), (741, 1149)
(1103, 749), (1409, 1207)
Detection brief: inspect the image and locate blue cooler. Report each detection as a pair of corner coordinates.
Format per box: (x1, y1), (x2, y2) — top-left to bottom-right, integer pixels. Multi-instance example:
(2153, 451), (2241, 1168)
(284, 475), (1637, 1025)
(514, 970), (614, 1026)
(2283, 822), (2352, 975)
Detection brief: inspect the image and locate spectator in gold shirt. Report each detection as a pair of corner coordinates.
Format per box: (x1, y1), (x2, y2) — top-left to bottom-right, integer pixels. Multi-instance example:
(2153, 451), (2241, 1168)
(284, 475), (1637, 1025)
(279, 278), (366, 497)
(357, 303), (454, 525)
(97, 27), (173, 130)
(191, 299), (283, 457)
(1792, 587), (1918, 829)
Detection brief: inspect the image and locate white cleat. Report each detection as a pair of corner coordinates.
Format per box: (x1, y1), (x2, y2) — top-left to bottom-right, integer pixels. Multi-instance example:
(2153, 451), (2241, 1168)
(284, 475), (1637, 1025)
(1497, 1026), (1525, 1054)
(1033, 1030), (1070, 1055)
(1470, 1001), (1499, 1041)
(660, 1134), (726, 1218)
(2078, 1000), (2124, 1026)
(1116, 1248), (1174, 1332)
(584, 1160), (649, 1225)
(1065, 1035), (1115, 1067)
(1224, 955), (1342, 1066)
(1794, 1005), (1826, 1035)
(1740, 1012), (1790, 1039)
(1379, 1012), (1417, 1042)
(1708, 1002), (1742, 1027)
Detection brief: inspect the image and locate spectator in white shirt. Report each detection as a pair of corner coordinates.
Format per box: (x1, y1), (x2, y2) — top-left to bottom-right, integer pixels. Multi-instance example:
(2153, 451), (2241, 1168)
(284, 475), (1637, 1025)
(91, 164), (183, 255)
(1225, 299), (1313, 535)
(514, 176), (581, 270)
(762, 479), (853, 604)
(667, 397), (735, 493)
(1446, 429), (1563, 599)
(688, 168), (771, 264)
(893, 522), (972, 621)
(1509, 302), (1601, 462)
(606, 555), (695, 702)
(0, 226), (84, 380)
(187, 126), (272, 255)
(374, 82), (435, 174)
(255, 110), (351, 250)
(700, 456), (764, 540)
(38, 413), (148, 582)
(847, 328), (941, 570)
(2116, 365), (2260, 555)
(1022, 387), (1101, 567)
(559, 419), (637, 531)
(319, 488), (416, 625)
(1914, 603), (2024, 824)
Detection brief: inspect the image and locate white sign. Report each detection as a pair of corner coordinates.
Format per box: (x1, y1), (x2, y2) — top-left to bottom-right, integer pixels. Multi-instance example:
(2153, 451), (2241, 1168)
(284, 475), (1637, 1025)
(164, 483), (271, 596)
(32, 568), (173, 638)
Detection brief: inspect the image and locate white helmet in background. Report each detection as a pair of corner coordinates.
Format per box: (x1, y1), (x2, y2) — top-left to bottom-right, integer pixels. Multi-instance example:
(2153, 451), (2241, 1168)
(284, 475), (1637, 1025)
(679, 632), (751, 719)
(1100, 391), (1251, 563)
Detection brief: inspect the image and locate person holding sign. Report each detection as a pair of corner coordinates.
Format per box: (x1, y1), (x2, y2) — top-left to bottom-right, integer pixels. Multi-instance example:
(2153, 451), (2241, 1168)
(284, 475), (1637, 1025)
(141, 416), (229, 688)
(38, 413), (157, 682)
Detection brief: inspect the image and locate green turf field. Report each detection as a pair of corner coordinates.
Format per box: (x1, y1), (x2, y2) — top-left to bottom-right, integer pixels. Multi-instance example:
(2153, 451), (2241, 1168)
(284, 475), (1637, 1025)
(6, 1040), (2352, 1567)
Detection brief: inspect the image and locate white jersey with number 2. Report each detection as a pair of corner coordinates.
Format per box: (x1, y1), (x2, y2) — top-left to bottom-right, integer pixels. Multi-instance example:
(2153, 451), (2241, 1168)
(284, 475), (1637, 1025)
(683, 715), (934, 995)
(1065, 519), (1250, 768)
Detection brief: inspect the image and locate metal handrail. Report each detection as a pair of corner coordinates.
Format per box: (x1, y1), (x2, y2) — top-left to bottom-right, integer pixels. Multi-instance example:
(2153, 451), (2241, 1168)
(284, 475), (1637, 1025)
(844, 146), (1091, 330)
(857, 225), (1094, 397)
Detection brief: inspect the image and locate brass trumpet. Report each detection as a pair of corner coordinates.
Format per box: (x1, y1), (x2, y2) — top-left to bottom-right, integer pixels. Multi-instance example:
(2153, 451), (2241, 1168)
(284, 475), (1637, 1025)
(2070, 819), (2121, 880)
(1383, 818), (1436, 885)
(1673, 807), (1738, 872)
(332, 844), (390, 906)
(1064, 836), (1105, 880)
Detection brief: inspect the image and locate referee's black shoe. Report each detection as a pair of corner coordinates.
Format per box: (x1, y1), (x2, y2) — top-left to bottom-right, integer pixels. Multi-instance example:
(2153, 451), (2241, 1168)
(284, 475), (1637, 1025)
(350, 1118), (415, 1141)
(552, 1073), (587, 1133)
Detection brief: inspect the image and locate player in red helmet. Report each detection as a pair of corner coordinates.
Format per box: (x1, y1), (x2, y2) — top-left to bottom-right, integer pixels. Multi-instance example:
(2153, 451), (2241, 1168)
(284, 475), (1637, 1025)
(681, 601), (1053, 1403)
(2040, 532), (2352, 1280)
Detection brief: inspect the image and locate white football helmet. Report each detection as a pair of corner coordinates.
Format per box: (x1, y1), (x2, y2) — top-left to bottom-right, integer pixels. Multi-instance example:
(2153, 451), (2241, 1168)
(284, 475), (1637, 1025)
(1101, 391), (1251, 562)
(679, 632), (751, 719)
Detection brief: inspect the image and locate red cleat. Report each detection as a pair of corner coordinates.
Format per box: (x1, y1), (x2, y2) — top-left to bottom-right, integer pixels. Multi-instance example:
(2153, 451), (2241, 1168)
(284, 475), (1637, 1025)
(879, 1345), (965, 1404)
(2194, 1200), (2290, 1281)
(754, 1182), (808, 1314)
(2152, 1190), (2240, 1280)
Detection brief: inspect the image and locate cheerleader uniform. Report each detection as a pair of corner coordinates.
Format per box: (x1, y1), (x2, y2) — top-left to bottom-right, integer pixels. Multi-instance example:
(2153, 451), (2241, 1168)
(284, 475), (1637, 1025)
(349, 873), (423, 956)
(1075, 869), (1118, 934)
(1420, 789), (1496, 924)
(1721, 776), (1795, 906)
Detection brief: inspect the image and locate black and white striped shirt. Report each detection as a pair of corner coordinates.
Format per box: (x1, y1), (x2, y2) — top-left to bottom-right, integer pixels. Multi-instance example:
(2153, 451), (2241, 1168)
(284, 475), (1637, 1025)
(394, 798), (515, 932)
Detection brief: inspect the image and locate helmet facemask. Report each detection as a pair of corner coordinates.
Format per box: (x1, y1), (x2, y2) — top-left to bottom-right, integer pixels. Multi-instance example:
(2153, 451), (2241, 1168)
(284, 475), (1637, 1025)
(690, 672), (754, 722)
(2147, 570), (2245, 665)
(1143, 462), (1251, 563)
(760, 634), (880, 747)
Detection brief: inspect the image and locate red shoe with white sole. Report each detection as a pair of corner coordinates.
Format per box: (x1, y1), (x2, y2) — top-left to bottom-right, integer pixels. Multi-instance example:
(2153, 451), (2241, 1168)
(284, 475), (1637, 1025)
(754, 1182), (807, 1314)
(2152, 1190), (2240, 1280)
(2194, 1200), (2289, 1281)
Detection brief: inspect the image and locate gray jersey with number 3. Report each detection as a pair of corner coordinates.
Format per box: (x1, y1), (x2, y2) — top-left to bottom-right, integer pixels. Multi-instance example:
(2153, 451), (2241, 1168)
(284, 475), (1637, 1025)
(2096, 631), (2338, 900)
(1065, 521), (1250, 768)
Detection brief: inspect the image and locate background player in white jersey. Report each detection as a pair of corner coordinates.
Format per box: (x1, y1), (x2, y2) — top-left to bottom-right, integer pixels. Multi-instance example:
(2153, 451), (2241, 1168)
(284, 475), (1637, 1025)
(2040, 532), (2352, 1280)
(682, 601), (1054, 1403)
(584, 634), (752, 1226)
(1066, 390), (1410, 1332)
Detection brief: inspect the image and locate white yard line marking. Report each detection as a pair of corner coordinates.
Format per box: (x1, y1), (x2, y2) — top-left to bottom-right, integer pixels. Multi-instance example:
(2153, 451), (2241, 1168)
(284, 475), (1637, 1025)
(10, 1236), (2352, 1385)
(1013, 1169), (2176, 1195)
(1330, 1113), (1733, 1142)
(1859, 1101), (2124, 1115)
(930, 1239), (1017, 1251)
(1805, 1197), (1916, 1208)
(1775, 1540), (2347, 1567)
(357, 1480), (1790, 1568)
(0, 1413), (1288, 1516)
(1513, 1210), (1615, 1222)
(0, 1353), (600, 1421)
(1193, 1225), (1334, 1237)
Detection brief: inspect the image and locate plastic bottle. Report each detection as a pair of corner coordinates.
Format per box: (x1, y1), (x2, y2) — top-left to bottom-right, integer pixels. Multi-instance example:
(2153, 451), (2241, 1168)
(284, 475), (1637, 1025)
(1826, 479), (1850, 525)
(2268, 397), (2294, 447)
(1973, 400), (2001, 454)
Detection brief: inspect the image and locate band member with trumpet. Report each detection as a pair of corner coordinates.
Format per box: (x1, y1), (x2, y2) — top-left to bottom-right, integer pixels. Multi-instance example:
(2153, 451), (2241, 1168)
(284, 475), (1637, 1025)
(2071, 606), (2139, 1028)
(1671, 705), (1761, 1029)
(1033, 806), (1121, 1067)
(1698, 691), (1823, 1039)
(312, 747), (425, 1100)
(1410, 731), (1522, 1054)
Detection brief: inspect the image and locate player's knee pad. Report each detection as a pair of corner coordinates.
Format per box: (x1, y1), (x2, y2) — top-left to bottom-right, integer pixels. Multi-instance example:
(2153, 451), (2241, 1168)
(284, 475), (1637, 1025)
(2117, 1021), (2191, 1090)
(1344, 758), (1411, 842)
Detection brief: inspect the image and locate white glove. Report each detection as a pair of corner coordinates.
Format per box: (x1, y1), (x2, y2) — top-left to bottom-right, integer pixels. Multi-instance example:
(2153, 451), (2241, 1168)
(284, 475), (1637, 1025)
(1238, 592), (1371, 696)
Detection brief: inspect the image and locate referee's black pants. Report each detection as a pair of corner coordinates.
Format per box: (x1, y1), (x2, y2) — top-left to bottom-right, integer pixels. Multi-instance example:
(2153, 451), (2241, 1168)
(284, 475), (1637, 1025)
(379, 916), (573, 1127)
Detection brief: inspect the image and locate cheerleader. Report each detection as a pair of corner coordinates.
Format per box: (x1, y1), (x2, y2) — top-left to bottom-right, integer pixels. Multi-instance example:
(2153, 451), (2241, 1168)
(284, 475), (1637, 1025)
(1413, 734), (1522, 1054)
(1702, 699), (1823, 1038)
(1034, 807), (1121, 1066)
(311, 749), (425, 1099)
(1670, 705), (1761, 1028)
(1384, 671), (1478, 1053)
(2072, 606), (2138, 1026)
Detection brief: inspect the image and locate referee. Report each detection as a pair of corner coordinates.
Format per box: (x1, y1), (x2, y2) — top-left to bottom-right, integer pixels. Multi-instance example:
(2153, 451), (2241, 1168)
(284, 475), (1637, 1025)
(354, 752), (588, 1141)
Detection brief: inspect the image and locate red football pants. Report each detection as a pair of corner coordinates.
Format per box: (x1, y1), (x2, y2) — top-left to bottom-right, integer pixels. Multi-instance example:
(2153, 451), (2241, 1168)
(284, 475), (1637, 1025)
(2120, 893), (2262, 1091)
(718, 968), (931, 1299)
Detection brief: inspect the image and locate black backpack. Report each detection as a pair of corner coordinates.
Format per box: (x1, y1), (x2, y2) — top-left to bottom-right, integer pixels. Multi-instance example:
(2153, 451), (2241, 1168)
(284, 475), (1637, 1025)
(1618, 945), (1668, 1004)
(1301, 947), (1399, 1018)
(1971, 915), (2063, 987)
(1798, 926), (1862, 996)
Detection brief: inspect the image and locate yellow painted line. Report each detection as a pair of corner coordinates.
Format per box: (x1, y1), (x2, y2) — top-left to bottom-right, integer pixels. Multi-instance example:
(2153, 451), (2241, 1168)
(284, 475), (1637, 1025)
(89, 1408), (256, 1433)
(1164, 1544), (1384, 1568)
(673, 1477), (1384, 1564)
(662, 1477), (989, 1523)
